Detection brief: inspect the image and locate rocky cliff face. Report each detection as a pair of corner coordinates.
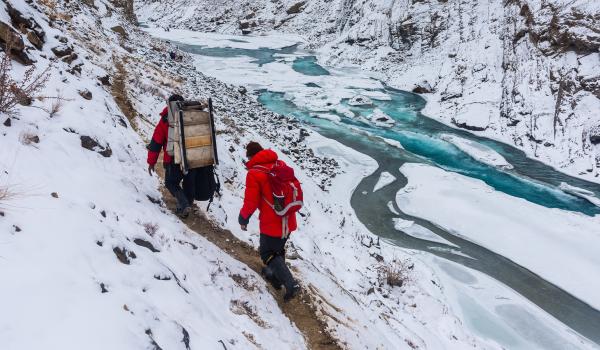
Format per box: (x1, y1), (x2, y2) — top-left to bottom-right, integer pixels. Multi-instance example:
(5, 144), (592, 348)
(136, 0), (600, 181)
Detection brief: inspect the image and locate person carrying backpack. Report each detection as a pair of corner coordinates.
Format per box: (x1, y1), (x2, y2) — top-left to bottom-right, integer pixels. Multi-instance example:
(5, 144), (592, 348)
(239, 142), (303, 301)
(147, 94), (192, 218)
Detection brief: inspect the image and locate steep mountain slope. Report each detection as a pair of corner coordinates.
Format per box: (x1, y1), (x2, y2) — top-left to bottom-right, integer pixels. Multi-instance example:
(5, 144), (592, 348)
(2, 1), (598, 349)
(136, 0), (600, 182)
(0, 1), (306, 349)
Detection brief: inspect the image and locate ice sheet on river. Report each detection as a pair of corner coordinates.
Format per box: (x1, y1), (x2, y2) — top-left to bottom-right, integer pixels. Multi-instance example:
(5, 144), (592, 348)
(440, 133), (513, 169)
(396, 163), (600, 310)
(143, 27), (305, 50)
(392, 218), (458, 247)
(559, 182), (600, 207)
(373, 171), (396, 192)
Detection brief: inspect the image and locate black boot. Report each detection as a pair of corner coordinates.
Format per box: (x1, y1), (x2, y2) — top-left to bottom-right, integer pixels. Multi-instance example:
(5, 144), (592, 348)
(269, 255), (300, 302)
(261, 266), (282, 290)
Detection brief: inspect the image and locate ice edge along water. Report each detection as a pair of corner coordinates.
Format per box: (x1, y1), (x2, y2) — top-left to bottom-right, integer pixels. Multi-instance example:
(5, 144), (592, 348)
(144, 28), (600, 346)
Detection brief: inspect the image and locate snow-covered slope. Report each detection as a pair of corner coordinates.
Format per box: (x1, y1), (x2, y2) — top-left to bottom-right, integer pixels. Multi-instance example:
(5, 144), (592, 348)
(0, 2), (305, 349)
(2, 1), (598, 349)
(136, 0), (600, 183)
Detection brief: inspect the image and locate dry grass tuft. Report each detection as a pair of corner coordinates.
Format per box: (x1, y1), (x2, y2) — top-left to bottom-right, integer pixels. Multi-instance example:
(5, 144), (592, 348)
(377, 259), (411, 288)
(142, 222), (159, 237)
(0, 51), (51, 116)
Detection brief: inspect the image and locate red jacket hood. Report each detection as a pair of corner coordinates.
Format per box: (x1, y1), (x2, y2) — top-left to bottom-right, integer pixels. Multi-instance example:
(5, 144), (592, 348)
(160, 106), (168, 119)
(246, 149), (278, 168)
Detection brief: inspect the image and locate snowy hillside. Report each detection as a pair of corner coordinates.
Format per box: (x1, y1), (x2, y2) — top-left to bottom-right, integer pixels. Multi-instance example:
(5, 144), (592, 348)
(2, 1), (599, 349)
(0, 1), (306, 349)
(136, 0), (600, 183)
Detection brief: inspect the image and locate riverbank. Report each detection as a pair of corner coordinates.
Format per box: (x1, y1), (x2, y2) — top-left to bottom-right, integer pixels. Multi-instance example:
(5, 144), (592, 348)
(142, 27), (599, 349)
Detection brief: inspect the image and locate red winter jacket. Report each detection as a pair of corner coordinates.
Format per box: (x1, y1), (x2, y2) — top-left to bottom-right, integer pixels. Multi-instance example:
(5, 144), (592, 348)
(239, 149), (298, 238)
(147, 106), (173, 166)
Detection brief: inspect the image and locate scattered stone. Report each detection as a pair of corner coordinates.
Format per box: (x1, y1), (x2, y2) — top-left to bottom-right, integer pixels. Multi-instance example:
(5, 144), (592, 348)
(80, 135), (112, 157)
(116, 116), (127, 128)
(412, 80), (433, 94)
(472, 63), (486, 73)
(13, 225), (21, 232)
(0, 21), (33, 65)
(6, 2), (45, 41)
(100, 210), (106, 218)
(51, 44), (74, 57)
(22, 134), (40, 144)
(98, 75), (111, 86)
(451, 118), (487, 131)
(153, 274), (171, 281)
(590, 126), (600, 145)
(100, 283), (108, 293)
(286, 1), (306, 15)
(62, 53), (78, 64)
(348, 95), (373, 106)
(79, 89), (92, 100)
(96, 240), (103, 246)
(18, 95), (32, 106)
(181, 327), (190, 350)
(111, 26), (127, 38)
(146, 195), (161, 204)
(134, 238), (160, 253)
(238, 20), (250, 30)
(3, 118), (11, 127)
(67, 63), (83, 75)
(0, 211), (4, 217)
(113, 247), (135, 265)
(26, 31), (43, 50)
(7, 4), (30, 33)
(51, 192), (58, 198)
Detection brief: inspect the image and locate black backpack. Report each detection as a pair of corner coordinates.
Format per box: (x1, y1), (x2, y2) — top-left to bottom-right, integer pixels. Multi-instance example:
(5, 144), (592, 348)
(183, 165), (221, 209)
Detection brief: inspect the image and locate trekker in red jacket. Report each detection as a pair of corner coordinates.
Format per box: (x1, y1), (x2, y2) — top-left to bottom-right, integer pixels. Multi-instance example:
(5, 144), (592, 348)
(239, 142), (300, 301)
(147, 94), (192, 218)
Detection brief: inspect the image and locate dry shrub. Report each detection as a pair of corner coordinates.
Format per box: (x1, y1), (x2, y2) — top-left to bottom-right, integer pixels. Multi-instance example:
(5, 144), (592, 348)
(36, 92), (72, 118)
(143, 222), (159, 236)
(0, 186), (11, 202)
(377, 259), (411, 288)
(0, 51), (51, 116)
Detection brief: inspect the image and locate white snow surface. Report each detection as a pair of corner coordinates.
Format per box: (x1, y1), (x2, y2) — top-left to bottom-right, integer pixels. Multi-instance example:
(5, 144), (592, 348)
(373, 171), (396, 192)
(392, 219), (458, 247)
(136, 0), (600, 184)
(2, 1), (598, 349)
(559, 182), (600, 207)
(141, 28), (600, 349)
(440, 133), (513, 169)
(396, 163), (600, 310)
(143, 27), (305, 50)
(0, 2), (305, 349)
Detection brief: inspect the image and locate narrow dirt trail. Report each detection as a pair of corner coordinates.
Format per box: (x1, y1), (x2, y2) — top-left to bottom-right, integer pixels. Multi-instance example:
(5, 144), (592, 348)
(156, 168), (342, 350)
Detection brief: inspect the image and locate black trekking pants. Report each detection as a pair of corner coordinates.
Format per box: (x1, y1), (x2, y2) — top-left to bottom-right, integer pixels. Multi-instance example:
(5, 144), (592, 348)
(259, 234), (288, 264)
(164, 163), (191, 210)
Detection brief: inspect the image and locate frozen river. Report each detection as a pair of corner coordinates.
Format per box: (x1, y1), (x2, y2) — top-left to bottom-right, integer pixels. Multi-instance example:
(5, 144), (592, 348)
(148, 28), (600, 349)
